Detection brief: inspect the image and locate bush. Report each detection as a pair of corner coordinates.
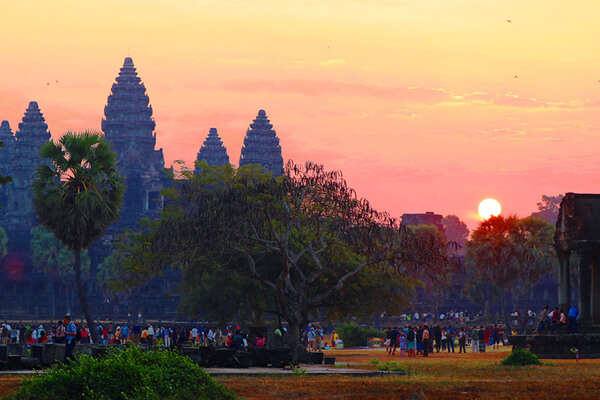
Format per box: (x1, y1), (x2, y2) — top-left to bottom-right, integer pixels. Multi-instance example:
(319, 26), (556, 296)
(336, 322), (384, 348)
(7, 346), (236, 400)
(500, 348), (543, 366)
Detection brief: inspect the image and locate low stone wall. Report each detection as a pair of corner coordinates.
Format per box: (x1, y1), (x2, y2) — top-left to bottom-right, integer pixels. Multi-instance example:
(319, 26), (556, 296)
(508, 334), (600, 359)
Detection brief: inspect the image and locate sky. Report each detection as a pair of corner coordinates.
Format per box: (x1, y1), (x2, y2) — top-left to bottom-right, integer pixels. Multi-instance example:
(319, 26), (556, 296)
(1, 0), (600, 230)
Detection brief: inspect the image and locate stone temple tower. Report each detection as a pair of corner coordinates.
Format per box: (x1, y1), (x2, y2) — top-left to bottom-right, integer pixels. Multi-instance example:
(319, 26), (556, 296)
(6, 102), (51, 220)
(195, 128), (230, 173)
(0, 120), (15, 211)
(101, 57), (165, 227)
(239, 110), (284, 176)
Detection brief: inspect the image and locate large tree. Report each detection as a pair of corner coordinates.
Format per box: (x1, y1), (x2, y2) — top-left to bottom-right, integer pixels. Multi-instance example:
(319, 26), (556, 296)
(32, 131), (124, 344)
(31, 226), (91, 317)
(466, 215), (556, 328)
(148, 161), (449, 359)
(531, 194), (564, 224)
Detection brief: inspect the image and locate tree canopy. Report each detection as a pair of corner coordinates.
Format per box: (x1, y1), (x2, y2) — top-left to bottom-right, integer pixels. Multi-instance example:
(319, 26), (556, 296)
(138, 160), (449, 357)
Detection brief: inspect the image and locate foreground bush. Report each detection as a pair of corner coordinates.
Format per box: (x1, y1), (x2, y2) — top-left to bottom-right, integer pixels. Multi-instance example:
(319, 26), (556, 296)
(7, 346), (236, 400)
(336, 322), (384, 347)
(500, 348), (543, 366)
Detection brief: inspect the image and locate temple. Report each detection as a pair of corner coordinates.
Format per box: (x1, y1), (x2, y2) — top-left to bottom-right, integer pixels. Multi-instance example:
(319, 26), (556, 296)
(195, 128), (230, 172)
(2, 102), (51, 223)
(101, 57), (166, 227)
(239, 110), (284, 176)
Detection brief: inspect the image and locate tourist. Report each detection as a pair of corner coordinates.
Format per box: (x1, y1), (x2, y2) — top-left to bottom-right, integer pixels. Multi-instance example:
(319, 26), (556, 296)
(406, 325), (416, 357)
(478, 326), (486, 353)
(558, 309), (567, 331)
(1, 324), (9, 345)
(81, 325), (90, 344)
(550, 307), (560, 333)
(132, 322), (141, 343)
(492, 325), (500, 351)
(416, 326), (423, 355)
(422, 325), (430, 357)
(390, 326), (399, 355)
(398, 332), (406, 357)
(331, 330), (339, 349)
(441, 328), (447, 351)
(141, 326), (148, 344)
(316, 325), (324, 350)
(446, 327), (455, 353)
(434, 325), (442, 352)
(568, 305), (579, 334)
(52, 320), (65, 344)
(254, 332), (266, 347)
(121, 324), (129, 344)
(535, 306), (550, 334)
(146, 325), (154, 346)
(64, 315), (77, 364)
(385, 327), (393, 354)
(307, 327), (316, 351)
(230, 330), (245, 351)
(114, 326), (122, 344)
(458, 328), (467, 353)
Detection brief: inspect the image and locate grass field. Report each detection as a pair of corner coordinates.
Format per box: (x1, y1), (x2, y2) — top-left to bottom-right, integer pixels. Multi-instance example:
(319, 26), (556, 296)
(2, 346), (599, 399)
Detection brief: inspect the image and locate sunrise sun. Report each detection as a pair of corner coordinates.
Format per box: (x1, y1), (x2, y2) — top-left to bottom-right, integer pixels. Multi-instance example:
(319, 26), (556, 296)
(478, 198), (501, 220)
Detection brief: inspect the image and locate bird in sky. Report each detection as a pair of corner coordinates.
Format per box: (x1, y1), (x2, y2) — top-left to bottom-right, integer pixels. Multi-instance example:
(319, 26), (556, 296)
(507, 19), (512, 23)
(513, 75), (519, 79)
(46, 82), (50, 86)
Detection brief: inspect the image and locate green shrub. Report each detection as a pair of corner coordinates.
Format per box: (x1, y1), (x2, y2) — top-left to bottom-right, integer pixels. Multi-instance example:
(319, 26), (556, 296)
(500, 348), (543, 366)
(7, 346), (236, 400)
(336, 322), (384, 348)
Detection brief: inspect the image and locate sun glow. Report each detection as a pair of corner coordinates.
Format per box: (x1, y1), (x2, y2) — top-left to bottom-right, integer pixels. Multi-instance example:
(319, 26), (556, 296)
(478, 198), (502, 220)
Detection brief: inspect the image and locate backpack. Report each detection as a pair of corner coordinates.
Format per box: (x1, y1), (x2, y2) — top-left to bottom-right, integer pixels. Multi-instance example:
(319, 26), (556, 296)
(75, 328), (82, 342)
(407, 329), (415, 341)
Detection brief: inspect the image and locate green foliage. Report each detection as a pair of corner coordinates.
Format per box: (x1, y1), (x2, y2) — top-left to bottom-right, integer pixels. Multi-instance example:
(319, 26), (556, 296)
(290, 363), (307, 376)
(7, 346), (236, 400)
(335, 322), (384, 348)
(500, 348), (543, 366)
(32, 130), (124, 251)
(375, 361), (405, 372)
(31, 226), (90, 283)
(0, 226), (7, 258)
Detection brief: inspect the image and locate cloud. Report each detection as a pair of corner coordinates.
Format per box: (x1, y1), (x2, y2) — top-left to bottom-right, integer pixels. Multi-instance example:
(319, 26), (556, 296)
(319, 59), (346, 67)
(220, 79), (450, 102)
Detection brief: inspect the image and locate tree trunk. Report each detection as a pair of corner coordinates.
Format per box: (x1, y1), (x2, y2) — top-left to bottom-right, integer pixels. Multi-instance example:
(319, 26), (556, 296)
(65, 285), (70, 314)
(501, 287), (511, 332)
(519, 285), (532, 334)
(484, 283), (490, 324)
(288, 321), (304, 363)
(50, 278), (56, 318)
(74, 249), (101, 344)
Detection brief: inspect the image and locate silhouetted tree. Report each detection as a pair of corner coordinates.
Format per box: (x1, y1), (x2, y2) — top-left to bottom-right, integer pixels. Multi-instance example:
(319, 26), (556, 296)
(33, 131), (124, 344)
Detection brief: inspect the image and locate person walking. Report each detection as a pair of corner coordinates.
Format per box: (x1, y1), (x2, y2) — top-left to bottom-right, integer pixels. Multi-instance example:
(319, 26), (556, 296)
(471, 326), (479, 353)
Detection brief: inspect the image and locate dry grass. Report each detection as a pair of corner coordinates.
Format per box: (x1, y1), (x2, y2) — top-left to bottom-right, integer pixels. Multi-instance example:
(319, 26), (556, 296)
(2, 347), (599, 399)
(218, 347), (600, 399)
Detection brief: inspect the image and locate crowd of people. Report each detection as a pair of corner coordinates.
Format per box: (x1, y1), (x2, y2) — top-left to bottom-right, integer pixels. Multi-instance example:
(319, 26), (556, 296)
(533, 305), (579, 334)
(383, 324), (506, 357)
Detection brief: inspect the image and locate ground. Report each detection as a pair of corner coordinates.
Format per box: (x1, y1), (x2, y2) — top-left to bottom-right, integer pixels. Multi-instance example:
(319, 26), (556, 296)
(2, 346), (599, 399)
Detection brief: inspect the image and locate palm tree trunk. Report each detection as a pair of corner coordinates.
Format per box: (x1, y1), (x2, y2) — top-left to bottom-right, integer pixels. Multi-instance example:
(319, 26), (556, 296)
(50, 278), (56, 318)
(74, 248), (101, 344)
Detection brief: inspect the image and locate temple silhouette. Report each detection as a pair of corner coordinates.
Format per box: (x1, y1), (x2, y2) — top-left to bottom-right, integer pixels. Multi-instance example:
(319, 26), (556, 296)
(0, 57), (284, 320)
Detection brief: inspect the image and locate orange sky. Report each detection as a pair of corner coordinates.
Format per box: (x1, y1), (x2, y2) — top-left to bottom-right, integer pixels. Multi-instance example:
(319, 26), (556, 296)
(1, 0), (600, 230)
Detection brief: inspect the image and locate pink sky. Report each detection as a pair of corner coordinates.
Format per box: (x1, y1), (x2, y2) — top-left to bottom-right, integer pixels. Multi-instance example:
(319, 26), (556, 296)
(1, 0), (600, 230)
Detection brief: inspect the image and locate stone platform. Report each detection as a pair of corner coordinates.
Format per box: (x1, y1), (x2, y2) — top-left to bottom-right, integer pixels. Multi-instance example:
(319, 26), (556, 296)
(508, 333), (600, 359)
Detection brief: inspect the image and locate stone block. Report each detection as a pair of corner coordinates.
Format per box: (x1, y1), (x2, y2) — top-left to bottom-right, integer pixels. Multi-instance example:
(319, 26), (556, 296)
(307, 351), (324, 364)
(7, 355), (21, 370)
(324, 356), (336, 365)
(0, 345), (7, 362)
(21, 357), (41, 369)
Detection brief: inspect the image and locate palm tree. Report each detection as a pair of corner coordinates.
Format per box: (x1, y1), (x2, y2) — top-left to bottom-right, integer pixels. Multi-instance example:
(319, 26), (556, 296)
(33, 131), (124, 344)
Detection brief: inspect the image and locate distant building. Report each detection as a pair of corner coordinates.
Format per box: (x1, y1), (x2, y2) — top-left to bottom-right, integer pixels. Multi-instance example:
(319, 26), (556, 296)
(239, 110), (284, 176)
(401, 211), (444, 233)
(195, 127), (230, 173)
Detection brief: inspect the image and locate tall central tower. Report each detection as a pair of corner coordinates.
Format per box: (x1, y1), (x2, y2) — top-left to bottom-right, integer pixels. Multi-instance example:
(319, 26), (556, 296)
(102, 57), (165, 226)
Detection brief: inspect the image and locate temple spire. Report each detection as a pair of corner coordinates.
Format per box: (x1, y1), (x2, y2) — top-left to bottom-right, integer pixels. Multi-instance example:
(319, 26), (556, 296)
(239, 110), (284, 176)
(196, 128), (230, 172)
